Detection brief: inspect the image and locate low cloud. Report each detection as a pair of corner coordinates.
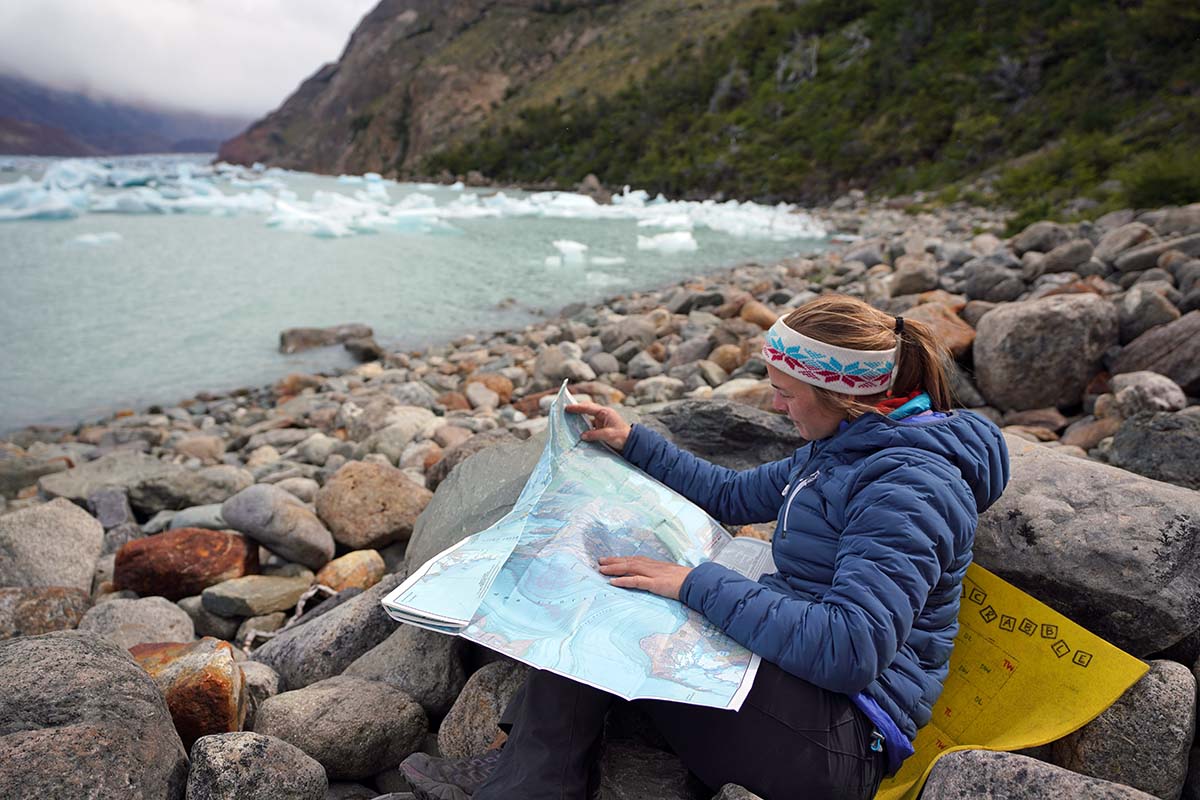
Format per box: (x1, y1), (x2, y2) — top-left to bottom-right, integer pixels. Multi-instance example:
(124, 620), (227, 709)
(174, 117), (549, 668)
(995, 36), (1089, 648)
(0, 0), (380, 116)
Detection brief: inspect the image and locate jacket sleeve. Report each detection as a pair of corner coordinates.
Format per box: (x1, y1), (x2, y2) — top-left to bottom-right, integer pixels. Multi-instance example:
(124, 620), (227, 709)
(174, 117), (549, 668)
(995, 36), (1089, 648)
(679, 454), (967, 694)
(621, 423), (799, 526)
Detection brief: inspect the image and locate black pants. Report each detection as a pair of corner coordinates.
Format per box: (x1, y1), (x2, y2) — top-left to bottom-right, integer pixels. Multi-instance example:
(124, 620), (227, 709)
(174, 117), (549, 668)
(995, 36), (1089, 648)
(473, 661), (886, 800)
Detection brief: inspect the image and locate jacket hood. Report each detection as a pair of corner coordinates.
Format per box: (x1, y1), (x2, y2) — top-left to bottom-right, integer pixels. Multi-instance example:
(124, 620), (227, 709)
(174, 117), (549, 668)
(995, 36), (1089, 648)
(831, 410), (1010, 514)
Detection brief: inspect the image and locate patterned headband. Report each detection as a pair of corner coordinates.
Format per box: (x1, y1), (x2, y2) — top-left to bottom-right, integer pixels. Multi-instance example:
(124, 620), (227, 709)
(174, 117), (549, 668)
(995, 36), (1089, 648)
(762, 317), (897, 395)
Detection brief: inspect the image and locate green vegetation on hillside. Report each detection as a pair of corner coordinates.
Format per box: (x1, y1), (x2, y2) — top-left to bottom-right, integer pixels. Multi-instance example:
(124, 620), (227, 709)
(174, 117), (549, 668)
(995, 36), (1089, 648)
(425, 0), (1200, 227)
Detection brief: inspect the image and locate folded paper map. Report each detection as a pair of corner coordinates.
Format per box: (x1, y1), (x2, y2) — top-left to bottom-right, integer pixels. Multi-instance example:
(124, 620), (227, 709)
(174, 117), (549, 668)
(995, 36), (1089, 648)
(382, 382), (774, 710)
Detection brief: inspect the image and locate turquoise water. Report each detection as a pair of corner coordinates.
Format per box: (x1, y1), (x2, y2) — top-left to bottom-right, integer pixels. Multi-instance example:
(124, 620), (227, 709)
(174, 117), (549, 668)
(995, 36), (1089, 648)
(0, 156), (826, 433)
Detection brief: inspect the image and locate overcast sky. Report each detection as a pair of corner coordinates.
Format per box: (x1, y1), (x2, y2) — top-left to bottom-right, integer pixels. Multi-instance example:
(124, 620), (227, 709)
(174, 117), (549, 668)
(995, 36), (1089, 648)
(0, 0), (381, 118)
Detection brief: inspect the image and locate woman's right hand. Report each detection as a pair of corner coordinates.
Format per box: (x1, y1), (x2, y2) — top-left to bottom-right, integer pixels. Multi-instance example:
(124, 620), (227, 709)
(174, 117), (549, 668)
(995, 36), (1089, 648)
(565, 402), (632, 452)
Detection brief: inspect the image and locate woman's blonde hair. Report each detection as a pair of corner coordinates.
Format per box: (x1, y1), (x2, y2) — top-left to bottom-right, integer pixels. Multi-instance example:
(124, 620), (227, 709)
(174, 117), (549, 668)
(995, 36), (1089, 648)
(781, 295), (954, 420)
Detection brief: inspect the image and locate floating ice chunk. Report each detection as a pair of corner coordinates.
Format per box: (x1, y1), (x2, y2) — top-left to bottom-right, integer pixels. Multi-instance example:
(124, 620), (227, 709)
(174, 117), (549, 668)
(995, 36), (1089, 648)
(637, 231), (698, 253)
(612, 186), (649, 207)
(448, 181), (465, 191)
(266, 199), (353, 238)
(337, 174), (364, 184)
(589, 256), (627, 266)
(552, 240), (589, 263)
(364, 172), (383, 182)
(41, 160), (108, 190)
(637, 213), (693, 230)
(396, 193), (436, 209)
(71, 232), (122, 246)
(0, 180), (87, 221)
(585, 271), (631, 287)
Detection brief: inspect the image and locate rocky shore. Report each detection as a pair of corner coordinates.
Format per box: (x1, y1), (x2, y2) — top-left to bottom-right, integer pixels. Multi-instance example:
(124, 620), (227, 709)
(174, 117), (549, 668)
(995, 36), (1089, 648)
(2, 197), (1199, 799)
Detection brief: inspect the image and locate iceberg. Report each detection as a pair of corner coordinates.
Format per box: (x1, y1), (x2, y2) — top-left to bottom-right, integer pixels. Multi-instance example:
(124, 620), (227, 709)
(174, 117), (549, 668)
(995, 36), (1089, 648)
(71, 232), (123, 246)
(637, 231), (698, 253)
(0, 158), (825, 245)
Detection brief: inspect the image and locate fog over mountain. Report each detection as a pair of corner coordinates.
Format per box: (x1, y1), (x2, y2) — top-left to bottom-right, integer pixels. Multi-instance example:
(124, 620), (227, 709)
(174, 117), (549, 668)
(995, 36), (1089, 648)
(0, 0), (378, 117)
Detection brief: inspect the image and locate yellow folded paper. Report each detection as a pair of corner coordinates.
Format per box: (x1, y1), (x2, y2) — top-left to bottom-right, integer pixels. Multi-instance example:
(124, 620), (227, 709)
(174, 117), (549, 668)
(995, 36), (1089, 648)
(876, 563), (1149, 800)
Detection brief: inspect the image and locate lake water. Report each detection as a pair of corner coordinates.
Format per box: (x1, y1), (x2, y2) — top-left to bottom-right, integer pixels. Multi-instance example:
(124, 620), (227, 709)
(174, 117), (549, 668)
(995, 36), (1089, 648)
(0, 155), (827, 433)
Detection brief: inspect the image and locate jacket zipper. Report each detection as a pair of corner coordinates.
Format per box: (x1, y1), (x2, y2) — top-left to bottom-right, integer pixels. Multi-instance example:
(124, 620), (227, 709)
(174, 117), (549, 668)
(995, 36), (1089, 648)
(781, 445), (822, 533)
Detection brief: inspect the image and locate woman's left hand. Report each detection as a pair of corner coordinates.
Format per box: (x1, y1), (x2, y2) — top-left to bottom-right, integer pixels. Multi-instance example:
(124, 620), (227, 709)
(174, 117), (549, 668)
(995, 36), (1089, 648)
(598, 556), (692, 601)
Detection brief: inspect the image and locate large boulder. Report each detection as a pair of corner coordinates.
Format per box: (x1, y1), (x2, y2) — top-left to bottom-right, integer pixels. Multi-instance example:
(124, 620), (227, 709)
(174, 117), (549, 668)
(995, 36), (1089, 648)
(130, 638), (248, 748)
(1113, 232), (1200, 272)
(250, 573), (403, 691)
(114, 527), (259, 601)
(0, 498), (103, 591)
(1108, 412), (1200, 490)
(279, 323), (373, 354)
(1050, 660), (1195, 800)
(974, 294), (1118, 411)
(438, 660), (529, 759)
(315, 461), (432, 550)
(77, 596), (196, 649)
(923, 749), (1156, 799)
(425, 429), (522, 491)
(1112, 311), (1200, 395)
(0, 631), (189, 799)
(129, 465), (254, 516)
(221, 484), (335, 570)
(636, 400), (807, 472)
(36, 450), (175, 505)
(185, 732), (328, 800)
(0, 586), (91, 638)
(976, 435), (1200, 655)
(343, 624), (466, 719)
(252, 676), (427, 781)
(407, 434), (544, 572)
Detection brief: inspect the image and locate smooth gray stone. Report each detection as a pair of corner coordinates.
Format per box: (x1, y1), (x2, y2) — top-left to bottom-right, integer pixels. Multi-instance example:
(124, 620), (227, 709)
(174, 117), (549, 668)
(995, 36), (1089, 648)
(178, 595), (241, 640)
(252, 676), (427, 781)
(102, 521), (145, 556)
(239, 661), (280, 730)
(923, 749), (1156, 799)
(185, 731), (327, 800)
(437, 660), (528, 759)
(0, 498), (103, 592)
(221, 484), (335, 570)
(77, 596), (195, 649)
(0, 631), (188, 799)
(37, 450), (176, 505)
(1051, 660), (1196, 799)
(171, 503), (228, 530)
(87, 487), (135, 529)
(250, 573), (403, 691)
(344, 624), (466, 720)
(130, 464), (254, 516)
(976, 435), (1200, 655)
(637, 400), (807, 472)
(202, 575), (311, 618)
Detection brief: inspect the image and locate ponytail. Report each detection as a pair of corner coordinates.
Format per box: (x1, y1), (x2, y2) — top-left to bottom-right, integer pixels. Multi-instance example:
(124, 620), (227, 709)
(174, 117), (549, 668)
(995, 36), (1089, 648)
(781, 295), (954, 420)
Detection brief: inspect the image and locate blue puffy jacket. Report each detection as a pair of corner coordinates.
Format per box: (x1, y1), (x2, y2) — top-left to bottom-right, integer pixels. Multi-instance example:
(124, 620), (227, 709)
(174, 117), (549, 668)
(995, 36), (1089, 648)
(622, 408), (1009, 746)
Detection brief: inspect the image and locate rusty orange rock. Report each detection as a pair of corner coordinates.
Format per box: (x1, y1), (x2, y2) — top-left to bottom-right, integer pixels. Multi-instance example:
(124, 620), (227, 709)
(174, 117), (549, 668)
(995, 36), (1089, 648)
(0, 586), (91, 638)
(130, 637), (247, 748)
(464, 373), (515, 405)
(739, 299), (779, 330)
(315, 550), (386, 592)
(904, 302), (977, 358)
(114, 527), (258, 601)
(707, 344), (745, 374)
(437, 391), (471, 411)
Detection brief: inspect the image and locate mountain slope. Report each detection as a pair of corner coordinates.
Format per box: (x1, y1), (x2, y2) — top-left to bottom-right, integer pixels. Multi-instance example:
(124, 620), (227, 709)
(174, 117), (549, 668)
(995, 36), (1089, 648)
(427, 0), (1200, 224)
(217, 0), (773, 175)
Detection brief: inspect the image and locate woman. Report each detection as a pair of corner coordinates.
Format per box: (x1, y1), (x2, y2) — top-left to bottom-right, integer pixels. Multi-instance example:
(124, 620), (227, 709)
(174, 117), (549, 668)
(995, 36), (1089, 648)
(403, 294), (1010, 800)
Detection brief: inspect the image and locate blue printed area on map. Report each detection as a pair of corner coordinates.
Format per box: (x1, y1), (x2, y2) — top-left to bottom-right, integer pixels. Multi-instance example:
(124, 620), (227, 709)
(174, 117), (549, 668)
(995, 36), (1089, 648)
(443, 384), (758, 707)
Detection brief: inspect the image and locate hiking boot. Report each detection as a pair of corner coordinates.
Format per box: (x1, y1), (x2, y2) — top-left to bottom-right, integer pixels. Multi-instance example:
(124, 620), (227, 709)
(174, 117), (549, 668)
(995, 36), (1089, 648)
(399, 749), (505, 800)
